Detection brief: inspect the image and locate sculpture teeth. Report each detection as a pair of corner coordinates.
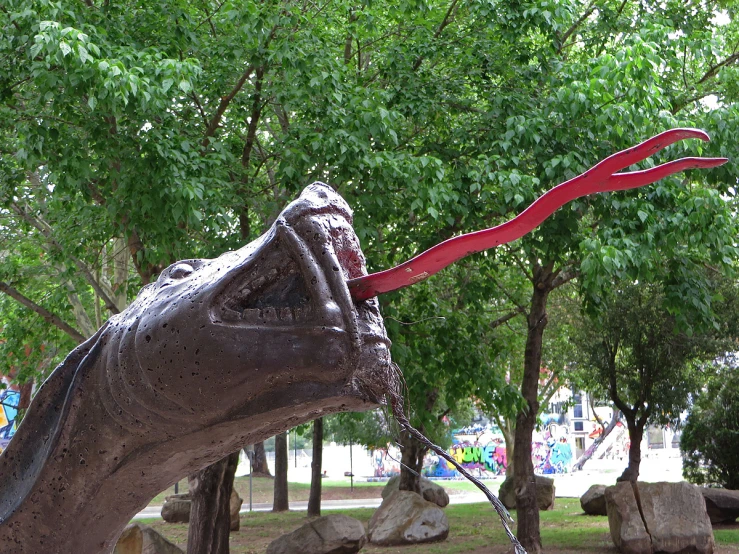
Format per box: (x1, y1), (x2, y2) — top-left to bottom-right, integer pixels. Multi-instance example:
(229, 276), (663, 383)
(279, 307), (293, 321)
(259, 308), (278, 322)
(250, 276), (266, 290)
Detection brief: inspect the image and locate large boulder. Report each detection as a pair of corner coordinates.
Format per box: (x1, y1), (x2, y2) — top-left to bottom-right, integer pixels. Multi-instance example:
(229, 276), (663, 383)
(605, 481), (715, 554)
(161, 493), (191, 524)
(114, 523), (184, 554)
(581, 484), (608, 516)
(639, 482), (714, 554)
(498, 475), (555, 511)
(266, 514), (366, 554)
(230, 489), (243, 531)
(114, 525), (143, 554)
(382, 475), (450, 507)
(160, 490), (242, 530)
(701, 488), (739, 524)
(605, 482), (652, 554)
(368, 490), (449, 545)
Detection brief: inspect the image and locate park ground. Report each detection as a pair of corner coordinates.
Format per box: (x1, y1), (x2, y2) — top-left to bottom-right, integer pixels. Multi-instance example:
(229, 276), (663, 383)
(143, 498), (739, 554)
(143, 453), (739, 553)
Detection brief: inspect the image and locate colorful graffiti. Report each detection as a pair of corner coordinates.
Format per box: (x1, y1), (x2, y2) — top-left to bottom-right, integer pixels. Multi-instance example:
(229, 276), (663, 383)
(372, 420), (582, 479)
(423, 439), (508, 477)
(533, 423), (573, 474)
(449, 440), (507, 475)
(371, 448), (400, 478)
(0, 389), (20, 453)
(437, 423), (574, 477)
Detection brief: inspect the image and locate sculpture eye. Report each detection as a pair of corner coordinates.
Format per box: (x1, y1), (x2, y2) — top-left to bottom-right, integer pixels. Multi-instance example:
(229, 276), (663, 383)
(170, 263), (194, 280)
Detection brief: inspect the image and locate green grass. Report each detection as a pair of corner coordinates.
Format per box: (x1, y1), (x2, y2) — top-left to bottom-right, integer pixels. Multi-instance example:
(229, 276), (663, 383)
(145, 484), (739, 553)
(716, 527), (739, 546)
(144, 499), (623, 554)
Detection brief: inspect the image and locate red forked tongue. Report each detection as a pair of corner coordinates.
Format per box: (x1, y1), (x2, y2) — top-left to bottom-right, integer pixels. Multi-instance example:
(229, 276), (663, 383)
(348, 128), (728, 302)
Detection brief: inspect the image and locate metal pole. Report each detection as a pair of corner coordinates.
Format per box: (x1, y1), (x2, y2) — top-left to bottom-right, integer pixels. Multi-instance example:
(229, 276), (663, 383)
(246, 444), (254, 512)
(294, 427), (298, 467)
(350, 441), (353, 492)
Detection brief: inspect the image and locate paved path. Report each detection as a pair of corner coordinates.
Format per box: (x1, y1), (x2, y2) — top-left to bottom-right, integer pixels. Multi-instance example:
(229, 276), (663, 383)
(134, 493), (492, 520)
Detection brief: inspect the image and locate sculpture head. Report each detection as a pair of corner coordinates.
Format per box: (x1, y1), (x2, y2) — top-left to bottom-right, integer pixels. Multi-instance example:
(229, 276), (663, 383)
(99, 182), (393, 432)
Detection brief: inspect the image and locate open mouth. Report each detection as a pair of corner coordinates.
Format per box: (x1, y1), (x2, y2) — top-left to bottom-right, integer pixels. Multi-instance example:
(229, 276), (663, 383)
(214, 245), (315, 325)
(210, 194), (360, 330)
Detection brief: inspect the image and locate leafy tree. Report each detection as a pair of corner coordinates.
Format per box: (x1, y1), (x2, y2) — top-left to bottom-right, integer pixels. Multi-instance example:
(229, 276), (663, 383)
(572, 281), (738, 482)
(681, 360), (739, 490)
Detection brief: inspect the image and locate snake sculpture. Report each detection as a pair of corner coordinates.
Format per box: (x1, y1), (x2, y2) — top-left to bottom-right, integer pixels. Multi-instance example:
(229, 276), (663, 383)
(0, 129), (725, 553)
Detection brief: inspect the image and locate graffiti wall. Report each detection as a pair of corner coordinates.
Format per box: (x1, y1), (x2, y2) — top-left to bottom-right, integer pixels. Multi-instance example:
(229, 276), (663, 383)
(371, 447), (401, 478)
(432, 439), (508, 477)
(532, 423), (573, 474)
(0, 388), (20, 453)
(428, 423), (573, 478)
(370, 422), (579, 479)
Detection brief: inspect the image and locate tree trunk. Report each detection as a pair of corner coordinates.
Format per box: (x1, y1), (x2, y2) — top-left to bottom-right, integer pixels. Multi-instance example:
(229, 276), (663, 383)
(187, 451), (240, 554)
(398, 430), (426, 493)
(513, 268), (552, 554)
(572, 409), (620, 471)
(498, 417), (515, 477)
(307, 417), (324, 517)
(273, 431), (289, 511)
(251, 441), (271, 477)
(14, 380), (34, 426)
(617, 416), (645, 482)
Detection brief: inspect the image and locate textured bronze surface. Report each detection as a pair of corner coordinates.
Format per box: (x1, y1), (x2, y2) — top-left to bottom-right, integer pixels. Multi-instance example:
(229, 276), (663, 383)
(0, 183), (392, 553)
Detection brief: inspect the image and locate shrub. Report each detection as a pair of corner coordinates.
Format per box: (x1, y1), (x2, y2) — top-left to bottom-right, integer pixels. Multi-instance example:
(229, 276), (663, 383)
(681, 371), (739, 490)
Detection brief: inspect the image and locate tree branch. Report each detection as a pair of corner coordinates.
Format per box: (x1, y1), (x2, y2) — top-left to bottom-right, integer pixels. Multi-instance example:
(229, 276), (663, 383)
(697, 52), (739, 85)
(412, 0), (459, 71)
(86, 182), (158, 285)
(490, 306), (526, 329)
(10, 200), (120, 314)
(539, 372), (559, 408)
(202, 64), (255, 147)
(344, 9), (358, 64)
(196, 0), (227, 30)
(671, 90), (719, 115)
(552, 267), (579, 289)
(201, 25), (278, 147)
(191, 92), (210, 128)
(557, 1), (597, 54)
(241, 67), (266, 168)
(0, 281), (86, 343)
